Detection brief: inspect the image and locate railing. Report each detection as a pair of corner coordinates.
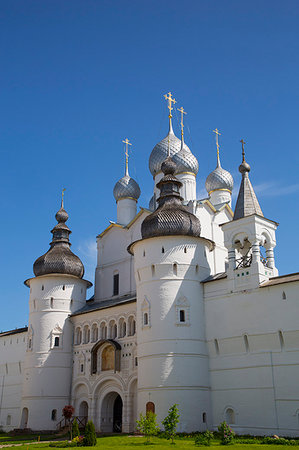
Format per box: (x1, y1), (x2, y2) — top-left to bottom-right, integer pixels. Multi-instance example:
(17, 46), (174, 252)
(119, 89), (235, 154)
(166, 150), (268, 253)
(56, 416), (88, 431)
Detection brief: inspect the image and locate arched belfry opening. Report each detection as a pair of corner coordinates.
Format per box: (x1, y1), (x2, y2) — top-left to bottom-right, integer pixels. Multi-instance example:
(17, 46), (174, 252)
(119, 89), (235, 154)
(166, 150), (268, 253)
(91, 339), (121, 374)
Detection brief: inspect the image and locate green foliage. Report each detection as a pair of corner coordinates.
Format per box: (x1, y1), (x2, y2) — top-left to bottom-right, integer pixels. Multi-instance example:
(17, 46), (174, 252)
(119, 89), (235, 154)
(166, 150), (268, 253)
(72, 419), (80, 439)
(218, 422), (235, 445)
(136, 411), (160, 444)
(162, 404), (180, 444)
(49, 441), (77, 447)
(262, 437), (297, 445)
(83, 420), (97, 447)
(194, 431), (214, 446)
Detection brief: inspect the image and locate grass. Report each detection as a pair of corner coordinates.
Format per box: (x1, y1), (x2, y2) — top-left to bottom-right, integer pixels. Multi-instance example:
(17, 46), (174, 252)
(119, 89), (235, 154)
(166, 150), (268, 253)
(0, 434), (297, 450)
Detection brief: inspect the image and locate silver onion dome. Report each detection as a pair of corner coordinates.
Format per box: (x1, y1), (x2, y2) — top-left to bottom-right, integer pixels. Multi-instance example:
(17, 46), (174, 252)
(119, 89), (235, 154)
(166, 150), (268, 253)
(173, 140), (199, 175)
(33, 203), (84, 278)
(113, 174), (141, 201)
(149, 122), (194, 177)
(205, 154), (233, 194)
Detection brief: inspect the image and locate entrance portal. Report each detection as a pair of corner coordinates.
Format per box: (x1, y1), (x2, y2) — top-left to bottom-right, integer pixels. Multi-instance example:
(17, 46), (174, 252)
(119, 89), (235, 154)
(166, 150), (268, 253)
(20, 407), (29, 429)
(113, 395), (122, 432)
(100, 392), (123, 433)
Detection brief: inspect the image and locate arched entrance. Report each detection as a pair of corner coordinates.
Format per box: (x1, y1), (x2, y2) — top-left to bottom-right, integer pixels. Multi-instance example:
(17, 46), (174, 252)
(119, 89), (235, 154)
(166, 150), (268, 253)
(100, 392), (123, 432)
(20, 407), (29, 429)
(79, 401), (89, 427)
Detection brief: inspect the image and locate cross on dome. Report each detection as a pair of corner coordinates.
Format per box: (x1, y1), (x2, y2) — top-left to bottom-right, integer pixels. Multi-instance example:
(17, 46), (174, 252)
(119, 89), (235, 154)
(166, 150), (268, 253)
(177, 106), (187, 140)
(122, 138), (132, 176)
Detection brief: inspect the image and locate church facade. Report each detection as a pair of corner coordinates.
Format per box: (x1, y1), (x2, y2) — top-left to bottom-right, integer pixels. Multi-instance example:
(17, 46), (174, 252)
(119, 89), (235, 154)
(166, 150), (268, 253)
(1, 95), (299, 436)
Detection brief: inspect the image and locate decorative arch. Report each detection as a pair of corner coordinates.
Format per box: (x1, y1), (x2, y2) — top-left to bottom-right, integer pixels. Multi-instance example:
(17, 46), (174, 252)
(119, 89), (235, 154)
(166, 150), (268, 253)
(91, 339), (121, 374)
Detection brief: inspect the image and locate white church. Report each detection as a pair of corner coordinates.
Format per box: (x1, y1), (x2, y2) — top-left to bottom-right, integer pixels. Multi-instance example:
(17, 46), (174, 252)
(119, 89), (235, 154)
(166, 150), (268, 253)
(1, 93), (299, 436)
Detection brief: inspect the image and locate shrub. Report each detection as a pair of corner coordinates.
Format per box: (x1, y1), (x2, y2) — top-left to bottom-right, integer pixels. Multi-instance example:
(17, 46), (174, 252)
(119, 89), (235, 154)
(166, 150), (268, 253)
(136, 411), (160, 444)
(195, 431), (214, 446)
(218, 421), (235, 445)
(72, 435), (84, 446)
(72, 419), (80, 438)
(262, 437), (297, 445)
(162, 404), (180, 444)
(83, 420), (97, 446)
(49, 441), (77, 448)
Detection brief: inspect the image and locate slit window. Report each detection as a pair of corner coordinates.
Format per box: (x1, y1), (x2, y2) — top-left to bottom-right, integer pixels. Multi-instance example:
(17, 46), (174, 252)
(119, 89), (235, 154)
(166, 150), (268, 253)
(179, 310), (185, 323)
(143, 312), (148, 325)
(51, 409), (57, 421)
(173, 263), (177, 276)
(202, 412), (207, 423)
(54, 337), (60, 347)
(113, 273), (119, 296)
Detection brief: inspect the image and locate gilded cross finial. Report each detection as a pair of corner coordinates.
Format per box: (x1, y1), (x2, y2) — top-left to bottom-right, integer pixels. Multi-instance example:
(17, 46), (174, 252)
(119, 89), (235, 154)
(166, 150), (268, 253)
(213, 128), (221, 159)
(61, 188), (66, 208)
(177, 106), (187, 140)
(122, 138), (132, 176)
(164, 92), (176, 119)
(240, 139), (246, 162)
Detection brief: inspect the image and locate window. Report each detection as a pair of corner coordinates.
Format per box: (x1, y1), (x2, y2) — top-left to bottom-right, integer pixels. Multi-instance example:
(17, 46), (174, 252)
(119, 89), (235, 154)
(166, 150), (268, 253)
(225, 408), (235, 424)
(83, 326), (90, 344)
(173, 263), (177, 276)
(279, 330), (284, 350)
(128, 316), (136, 336)
(151, 265), (155, 276)
(91, 324), (98, 342)
(54, 337), (60, 347)
(51, 409), (57, 421)
(214, 339), (219, 355)
(113, 273), (119, 296)
(50, 297), (54, 309)
(75, 327), (82, 345)
(62, 285), (65, 291)
(282, 291), (287, 300)
(146, 402), (155, 414)
(179, 310), (185, 323)
(143, 312), (148, 326)
(244, 334), (249, 353)
(202, 412), (207, 423)
(162, 247), (165, 253)
(6, 415), (11, 426)
(195, 264), (199, 273)
(80, 364), (84, 373)
(184, 247), (187, 253)
(141, 297), (151, 328)
(42, 285), (44, 291)
(135, 357), (138, 366)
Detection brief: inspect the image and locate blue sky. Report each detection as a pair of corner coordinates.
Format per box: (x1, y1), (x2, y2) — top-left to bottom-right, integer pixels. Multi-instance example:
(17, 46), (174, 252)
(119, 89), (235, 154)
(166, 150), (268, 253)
(1, 0), (299, 331)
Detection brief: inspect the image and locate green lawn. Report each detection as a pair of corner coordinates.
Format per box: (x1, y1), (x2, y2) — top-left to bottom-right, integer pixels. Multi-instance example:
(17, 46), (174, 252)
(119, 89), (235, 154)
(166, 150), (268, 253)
(0, 434), (294, 450)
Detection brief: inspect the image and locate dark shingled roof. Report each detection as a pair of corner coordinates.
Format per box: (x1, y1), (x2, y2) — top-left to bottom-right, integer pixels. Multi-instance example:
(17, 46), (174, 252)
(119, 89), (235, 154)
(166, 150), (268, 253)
(0, 327), (28, 337)
(260, 272), (299, 288)
(71, 293), (136, 316)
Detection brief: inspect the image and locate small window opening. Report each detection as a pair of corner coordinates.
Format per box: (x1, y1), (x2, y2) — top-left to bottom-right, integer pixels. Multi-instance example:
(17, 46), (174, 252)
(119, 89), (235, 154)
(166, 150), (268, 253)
(33, 300), (36, 310)
(41, 285), (44, 291)
(51, 409), (57, 421)
(151, 265), (155, 276)
(282, 291), (287, 300)
(173, 263), (177, 276)
(62, 285), (65, 291)
(54, 336), (60, 347)
(50, 297), (54, 309)
(137, 270), (141, 282)
(195, 264), (199, 273)
(179, 310), (185, 322)
(214, 339), (219, 355)
(143, 250), (145, 257)
(162, 247), (165, 253)
(143, 312), (148, 326)
(244, 334), (249, 353)
(6, 415), (11, 426)
(113, 273), (119, 296)
(225, 408), (235, 424)
(28, 339), (32, 350)
(279, 330), (284, 350)
(202, 412), (207, 423)
(184, 247), (187, 253)
(80, 364), (84, 373)
(135, 357), (138, 366)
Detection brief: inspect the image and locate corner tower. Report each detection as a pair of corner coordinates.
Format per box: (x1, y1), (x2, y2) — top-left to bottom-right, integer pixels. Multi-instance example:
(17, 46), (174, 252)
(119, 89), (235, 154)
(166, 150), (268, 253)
(21, 194), (92, 431)
(129, 157), (214, 431)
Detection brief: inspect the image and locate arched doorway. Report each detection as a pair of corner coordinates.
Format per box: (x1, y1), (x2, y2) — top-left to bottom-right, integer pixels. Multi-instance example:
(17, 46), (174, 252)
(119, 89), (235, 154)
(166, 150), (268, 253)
(20, 407), (29, 429)
(100, 392), (123, 432)
(79, 401), (89, 427)
(113, 395), (122, 432)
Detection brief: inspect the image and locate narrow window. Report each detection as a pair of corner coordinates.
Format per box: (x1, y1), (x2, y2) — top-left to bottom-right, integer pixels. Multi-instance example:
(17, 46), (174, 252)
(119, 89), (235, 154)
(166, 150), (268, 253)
(28, 339), (32, 350)
(33, 300), (36, 310)
(144, 312), (148, 326)
(214, 339), (219, 355)
(162, 247), (165, 253)
(225, 408), (235, 424)
(146, 402), (155, 414)
(62, 285), (65, 291)
(184, 247), (187, 253)
(279, 330), (284, 350)
(143, 250), (145, 257)
(50, 297), (54, 309)
(282, 291), (287, 300)
(195, 264), (199, 274)
(135, 357), (138, 366)
(173, 263), (177, 276)
(151, 265), (155, 277)
(244, 335), (249, 353)
(179, 310), (185, 322)
(80, 364), (84, 373)
(41, 285), (44, 291)
(137, 270), (141, 281)
(51, 409), (57, 421)
(54, 336), (60, 347)
(202, 412), (207, 423)
(6, 415), (11, 426)
(113, 273), (119, 296)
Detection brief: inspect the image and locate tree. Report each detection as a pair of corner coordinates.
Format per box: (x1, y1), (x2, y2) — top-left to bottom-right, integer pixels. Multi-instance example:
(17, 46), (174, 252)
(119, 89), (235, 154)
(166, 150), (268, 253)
(62, 405), (75, 440)
(83, 420), (97, 446)
(136, 411), (159, 444)
(72, 418), (80, 438)
(162, 404), (180, 444)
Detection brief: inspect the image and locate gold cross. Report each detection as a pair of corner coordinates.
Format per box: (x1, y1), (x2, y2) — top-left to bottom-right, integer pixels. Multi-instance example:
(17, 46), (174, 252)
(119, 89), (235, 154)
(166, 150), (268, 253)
(177, 106), (187, 139)
(61, 188), (66, 208)
(213, 128), (221, 157)
(164, 92), (176, 118)
(240, 139), (246, 161)
(122, 138), (132, 175)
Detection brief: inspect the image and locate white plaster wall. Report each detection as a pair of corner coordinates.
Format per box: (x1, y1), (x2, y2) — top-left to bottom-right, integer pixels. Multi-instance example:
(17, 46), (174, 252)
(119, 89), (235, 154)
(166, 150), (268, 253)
(0, 332), (26, 431)
(205, 278), (299, 435)
(21, 274), (89, 430)
(176, 173), (196, 202)
(116, 198), (137, 226)
(132, 235), (213, 431)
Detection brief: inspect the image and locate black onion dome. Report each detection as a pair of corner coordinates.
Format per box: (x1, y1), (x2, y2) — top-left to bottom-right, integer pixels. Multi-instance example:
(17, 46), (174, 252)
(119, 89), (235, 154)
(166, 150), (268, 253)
(33, 204), (84, 278)
(141, 156), (201, 239)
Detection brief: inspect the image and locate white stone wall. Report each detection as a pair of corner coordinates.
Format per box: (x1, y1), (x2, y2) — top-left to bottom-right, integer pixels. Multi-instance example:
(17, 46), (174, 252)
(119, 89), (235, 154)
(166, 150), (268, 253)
(204, 277), (299, 436)
(0, 331), (26, 431)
